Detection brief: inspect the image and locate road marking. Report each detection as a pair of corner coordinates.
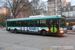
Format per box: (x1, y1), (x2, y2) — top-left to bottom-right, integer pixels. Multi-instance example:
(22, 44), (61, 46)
(44, 49), (52, 50)
(7, 43), (13, 50)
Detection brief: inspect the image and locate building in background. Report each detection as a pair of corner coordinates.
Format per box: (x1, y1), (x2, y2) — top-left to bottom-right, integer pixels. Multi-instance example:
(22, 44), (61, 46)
(47, 0), (67, 15)
(14, 0), (31, 18)
(62, 2), (75, 25)
(47, 0), (75, 25)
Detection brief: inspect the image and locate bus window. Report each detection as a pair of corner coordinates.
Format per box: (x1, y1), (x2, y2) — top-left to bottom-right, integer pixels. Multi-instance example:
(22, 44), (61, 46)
(14, 21), (17, 27)
(40, 19), (48, 27)
(29, 20), (39, 27)
(9, 21), (14, 27)
(49, 20), (59, 27)
(18, 21), (21, 26)
(36, 20), (39, 27)
(49, 20), (53, 26)
(14, 21), (21, 27)
(7, 21), (10, 27)
(60, 20), (66, 27)
(16, 21), (18, 26)
(22, 21), (28, 27)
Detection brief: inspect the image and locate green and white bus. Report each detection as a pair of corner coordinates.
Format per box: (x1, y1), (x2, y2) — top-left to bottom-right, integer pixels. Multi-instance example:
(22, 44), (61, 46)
(6, 15), (67, 35)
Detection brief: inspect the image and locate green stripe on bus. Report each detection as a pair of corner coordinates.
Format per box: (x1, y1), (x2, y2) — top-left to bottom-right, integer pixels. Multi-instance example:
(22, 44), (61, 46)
(10, 27), (20, 28)
(7, 16), (61, 21)
(40, 27), (48, 29)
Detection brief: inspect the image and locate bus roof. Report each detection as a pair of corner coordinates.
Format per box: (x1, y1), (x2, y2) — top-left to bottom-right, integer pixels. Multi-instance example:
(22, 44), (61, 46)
(7, 15), (63, 21)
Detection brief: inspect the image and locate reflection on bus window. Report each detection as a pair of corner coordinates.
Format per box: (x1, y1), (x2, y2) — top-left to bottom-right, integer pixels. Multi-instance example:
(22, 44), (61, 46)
(40, 19), (47, 27)
(22, 21), (28, 27)
(49, 20), (59, 27)
(60, 20), (66, 27)
(29, 20), (39, 27)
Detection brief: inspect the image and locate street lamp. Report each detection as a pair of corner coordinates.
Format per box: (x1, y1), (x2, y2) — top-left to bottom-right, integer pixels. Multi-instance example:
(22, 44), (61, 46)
(60, 0), (62, 15)
(2, 9), (7, 14)
(1, 9), (8, 20)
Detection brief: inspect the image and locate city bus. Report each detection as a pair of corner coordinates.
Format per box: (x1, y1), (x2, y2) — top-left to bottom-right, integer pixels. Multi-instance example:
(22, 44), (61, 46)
(6, 15), (67, 35)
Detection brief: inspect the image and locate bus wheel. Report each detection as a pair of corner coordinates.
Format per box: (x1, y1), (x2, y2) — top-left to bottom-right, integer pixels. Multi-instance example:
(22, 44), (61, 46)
(14, 30), (17, 34)
(42, 31), (47, 36)
(9, 28), (10, 31)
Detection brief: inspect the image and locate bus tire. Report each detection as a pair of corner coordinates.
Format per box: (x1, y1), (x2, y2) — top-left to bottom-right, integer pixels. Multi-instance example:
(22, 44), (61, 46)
(41, 31), (47, 36)
(9, 28), (10, 31)
(14, 29), (17, 34)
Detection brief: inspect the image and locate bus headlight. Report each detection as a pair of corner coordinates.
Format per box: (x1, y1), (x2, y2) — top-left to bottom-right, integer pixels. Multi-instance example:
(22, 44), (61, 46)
(60, 30), (64, 33)
(47, 29), (49, 31)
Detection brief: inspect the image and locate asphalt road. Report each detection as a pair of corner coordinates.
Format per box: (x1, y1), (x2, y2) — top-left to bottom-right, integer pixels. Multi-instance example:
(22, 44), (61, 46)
(0, 28), (75, 50)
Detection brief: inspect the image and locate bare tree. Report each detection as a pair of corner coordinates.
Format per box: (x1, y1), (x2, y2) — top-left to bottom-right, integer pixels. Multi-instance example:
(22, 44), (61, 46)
(38, 1), (47, 15)
(30, 0), (47, 15)
(0, 13), (10, 26)
(3, 0), (30, 18)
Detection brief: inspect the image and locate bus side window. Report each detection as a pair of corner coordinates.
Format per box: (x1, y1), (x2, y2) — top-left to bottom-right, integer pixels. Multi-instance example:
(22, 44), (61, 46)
(16, 21), (18, 27)
(29, 20), (39, 27)
(40, 19), (47, 27)
(9, 22), (11, 26)
(29, 20), (35, 27)
(13, 21), (21, 27)
(14, 21), (16, 27)
(10, 21), (14, 27)
(7, 21), (9, 27)
(18, 21), (21, 26)
(22, 21), (24, 27)
(37, 20), (40, 27)
(22, 21), (28, 27)
(60, 20), (65, 27)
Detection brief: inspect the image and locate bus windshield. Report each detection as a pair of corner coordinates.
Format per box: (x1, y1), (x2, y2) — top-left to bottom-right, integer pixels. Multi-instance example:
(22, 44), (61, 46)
(60, 19), (66, 27)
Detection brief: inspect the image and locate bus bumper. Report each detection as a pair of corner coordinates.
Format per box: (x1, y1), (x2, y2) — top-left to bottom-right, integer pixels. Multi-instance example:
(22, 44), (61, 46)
(46, 31), (64, 35)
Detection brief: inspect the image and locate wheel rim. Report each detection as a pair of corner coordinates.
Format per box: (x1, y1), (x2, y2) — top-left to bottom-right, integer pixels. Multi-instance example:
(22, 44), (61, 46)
(9, 28), (10, 31)
(42, 31), (46, 35)
(14, 30), (17, 33)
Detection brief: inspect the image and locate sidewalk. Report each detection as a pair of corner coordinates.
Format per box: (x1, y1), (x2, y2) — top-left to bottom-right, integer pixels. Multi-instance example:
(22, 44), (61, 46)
(67, 30), (73, 32)
(67, 30), (75, 34)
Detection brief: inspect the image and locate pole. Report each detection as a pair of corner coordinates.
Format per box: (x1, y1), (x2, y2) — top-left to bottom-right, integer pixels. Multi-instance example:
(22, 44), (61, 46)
(5, 0), (7, 20)
(61, 0), (62, 15)
(68, 10), (69, 24)
(56, 0), (57, 15)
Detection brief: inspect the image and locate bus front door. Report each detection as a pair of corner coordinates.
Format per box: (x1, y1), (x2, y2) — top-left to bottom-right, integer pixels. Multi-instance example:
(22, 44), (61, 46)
(50, 20), (59, 34)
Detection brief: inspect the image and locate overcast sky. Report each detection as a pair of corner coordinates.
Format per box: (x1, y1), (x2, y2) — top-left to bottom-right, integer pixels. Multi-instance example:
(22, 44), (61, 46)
(0, 0), (74, 7)
(30, 0), (71, 2)
(71, 0), (75, 6)
(29, 0), (48, 2)
(66, 0), (71, 2)
(42, 0), (47, 1)
(44, 0), (71, 2)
